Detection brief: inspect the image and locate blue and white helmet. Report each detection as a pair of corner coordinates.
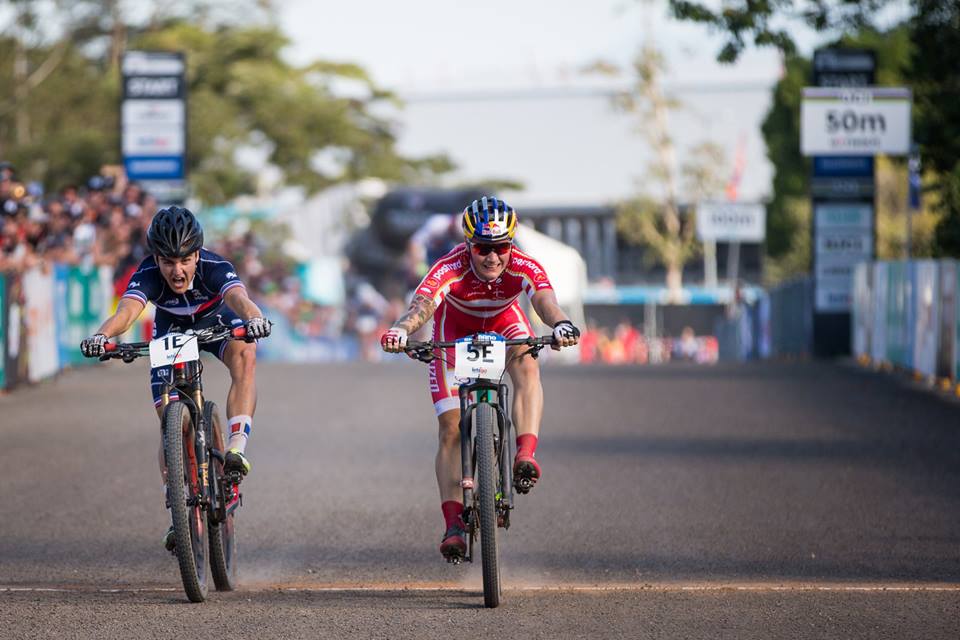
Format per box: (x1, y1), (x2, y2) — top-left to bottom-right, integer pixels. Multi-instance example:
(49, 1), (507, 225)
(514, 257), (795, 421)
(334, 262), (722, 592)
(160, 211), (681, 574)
(461, 196), (518, 244)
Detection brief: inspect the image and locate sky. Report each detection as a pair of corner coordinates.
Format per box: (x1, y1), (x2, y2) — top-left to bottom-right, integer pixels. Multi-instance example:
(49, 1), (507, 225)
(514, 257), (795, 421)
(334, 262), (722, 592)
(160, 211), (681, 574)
(277, 0), (785, 206)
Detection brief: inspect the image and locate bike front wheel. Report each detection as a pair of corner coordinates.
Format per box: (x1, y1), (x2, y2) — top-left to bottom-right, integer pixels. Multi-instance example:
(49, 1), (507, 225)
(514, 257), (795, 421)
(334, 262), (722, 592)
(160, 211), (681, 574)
(164, 401), (208, 603)
(204, 401), (238, 591)
(475, 402), (502, 608)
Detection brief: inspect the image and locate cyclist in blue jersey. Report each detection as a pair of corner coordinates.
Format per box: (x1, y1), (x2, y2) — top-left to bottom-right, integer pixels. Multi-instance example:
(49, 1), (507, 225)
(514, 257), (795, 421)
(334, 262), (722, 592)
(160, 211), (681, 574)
(81, 206), (271, 550)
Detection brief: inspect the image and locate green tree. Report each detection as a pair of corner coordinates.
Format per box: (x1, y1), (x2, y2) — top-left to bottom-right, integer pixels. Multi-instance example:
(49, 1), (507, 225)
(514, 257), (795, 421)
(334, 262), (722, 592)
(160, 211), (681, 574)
(0, 4), (452, 202)
(760, 53), (810, 262)
(612, 46), (727, 298)
(668, 1), (960, 259)
(668, 0), (896, 62)
(911, 0), (960, 256)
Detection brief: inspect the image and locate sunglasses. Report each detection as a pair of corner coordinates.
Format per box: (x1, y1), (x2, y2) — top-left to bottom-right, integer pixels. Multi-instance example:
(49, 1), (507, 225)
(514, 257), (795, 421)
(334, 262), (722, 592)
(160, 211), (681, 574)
(471, 242), (512, 256)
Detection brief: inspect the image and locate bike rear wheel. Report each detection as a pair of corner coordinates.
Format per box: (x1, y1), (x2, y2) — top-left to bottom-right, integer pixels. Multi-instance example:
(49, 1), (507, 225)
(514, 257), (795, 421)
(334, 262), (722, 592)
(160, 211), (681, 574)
(475, 402), (502, 608)
(164, 401), (208, 603)
(205, 401), (238, 591)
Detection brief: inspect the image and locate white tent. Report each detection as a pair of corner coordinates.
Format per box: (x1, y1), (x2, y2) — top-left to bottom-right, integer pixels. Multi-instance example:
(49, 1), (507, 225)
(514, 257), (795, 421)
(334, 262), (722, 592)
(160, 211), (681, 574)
(515, 224), (586, 363)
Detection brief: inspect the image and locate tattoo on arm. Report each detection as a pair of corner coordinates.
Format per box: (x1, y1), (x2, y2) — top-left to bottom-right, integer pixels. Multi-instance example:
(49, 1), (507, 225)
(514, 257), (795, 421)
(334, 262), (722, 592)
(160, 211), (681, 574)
(395, 294), (436, 333)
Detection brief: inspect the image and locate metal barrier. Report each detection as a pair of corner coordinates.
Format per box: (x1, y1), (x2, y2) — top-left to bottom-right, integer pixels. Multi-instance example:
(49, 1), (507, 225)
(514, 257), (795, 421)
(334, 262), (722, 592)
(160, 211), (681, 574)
(769, 277), (813, 358)
(852, 259), (960, 383)
(715, 278), (811, 362)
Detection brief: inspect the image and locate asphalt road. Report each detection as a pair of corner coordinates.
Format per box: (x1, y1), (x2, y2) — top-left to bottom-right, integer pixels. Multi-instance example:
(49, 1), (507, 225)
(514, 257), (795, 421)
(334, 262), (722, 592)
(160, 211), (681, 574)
(1, 358), (958, 638)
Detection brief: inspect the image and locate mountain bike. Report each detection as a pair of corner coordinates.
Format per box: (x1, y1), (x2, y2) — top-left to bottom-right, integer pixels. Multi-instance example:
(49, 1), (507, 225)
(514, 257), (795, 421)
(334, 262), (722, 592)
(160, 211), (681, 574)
(99, 324), (252, 602)
(405, 333), (555, 609)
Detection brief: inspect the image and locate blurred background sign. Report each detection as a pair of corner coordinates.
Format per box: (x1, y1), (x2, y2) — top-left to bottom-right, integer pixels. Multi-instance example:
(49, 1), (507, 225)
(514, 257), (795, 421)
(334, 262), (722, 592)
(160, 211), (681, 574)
(814, 203), (874, 312)
(806, 48), (878, 356)
(121, 51), (187, 204)
(696, 202), (765, 242)
(812, 49), (875, 87)
(801, 87), (912, 156)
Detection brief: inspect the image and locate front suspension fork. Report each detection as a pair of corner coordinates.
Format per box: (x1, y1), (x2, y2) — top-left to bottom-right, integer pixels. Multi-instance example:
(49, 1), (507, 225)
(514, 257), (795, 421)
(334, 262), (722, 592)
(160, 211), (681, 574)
(457, 383), (515, 525)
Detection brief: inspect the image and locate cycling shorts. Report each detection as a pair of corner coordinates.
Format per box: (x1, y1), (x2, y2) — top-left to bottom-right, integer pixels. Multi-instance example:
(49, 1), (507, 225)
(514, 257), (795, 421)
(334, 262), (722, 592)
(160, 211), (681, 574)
(428, 301), (533, 416)
(149, 309), (244, 407)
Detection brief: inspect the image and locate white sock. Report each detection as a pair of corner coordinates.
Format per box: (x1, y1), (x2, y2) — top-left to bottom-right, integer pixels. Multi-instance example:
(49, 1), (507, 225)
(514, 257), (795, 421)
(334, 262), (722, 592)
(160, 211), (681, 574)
(227, 415), (252, 454)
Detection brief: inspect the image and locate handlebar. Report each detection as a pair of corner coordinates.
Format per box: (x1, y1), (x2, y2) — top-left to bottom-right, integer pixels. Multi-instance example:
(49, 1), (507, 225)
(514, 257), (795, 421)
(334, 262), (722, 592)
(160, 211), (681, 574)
(406, 335), (556, 351)
(99, 325), (250, 362)
(403, 334), (557, 363)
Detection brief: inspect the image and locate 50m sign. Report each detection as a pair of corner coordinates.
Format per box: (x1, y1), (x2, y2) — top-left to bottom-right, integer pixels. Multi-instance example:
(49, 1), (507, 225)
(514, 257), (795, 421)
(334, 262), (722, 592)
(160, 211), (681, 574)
(801, 87), (911, 156)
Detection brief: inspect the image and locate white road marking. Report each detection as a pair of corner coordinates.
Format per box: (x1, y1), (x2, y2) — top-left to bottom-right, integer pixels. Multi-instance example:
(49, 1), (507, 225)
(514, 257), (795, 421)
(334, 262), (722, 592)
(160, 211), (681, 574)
(3, 583), (960, 594)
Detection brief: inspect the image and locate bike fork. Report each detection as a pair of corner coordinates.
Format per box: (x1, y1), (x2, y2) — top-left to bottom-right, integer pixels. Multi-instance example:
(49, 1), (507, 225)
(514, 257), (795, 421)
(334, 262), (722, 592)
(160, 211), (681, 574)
(458, 390), (475, 508)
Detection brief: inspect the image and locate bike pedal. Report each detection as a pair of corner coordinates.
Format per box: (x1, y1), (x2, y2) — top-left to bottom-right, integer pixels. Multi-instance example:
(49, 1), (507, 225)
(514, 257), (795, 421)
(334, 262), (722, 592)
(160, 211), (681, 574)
(514, 477), (534, 494)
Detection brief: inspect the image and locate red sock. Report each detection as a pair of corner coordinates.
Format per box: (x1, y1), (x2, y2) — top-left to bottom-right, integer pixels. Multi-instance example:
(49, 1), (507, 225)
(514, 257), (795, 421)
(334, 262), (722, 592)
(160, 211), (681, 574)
(517, 433), (538, 458)
(441, 500), (464, 530)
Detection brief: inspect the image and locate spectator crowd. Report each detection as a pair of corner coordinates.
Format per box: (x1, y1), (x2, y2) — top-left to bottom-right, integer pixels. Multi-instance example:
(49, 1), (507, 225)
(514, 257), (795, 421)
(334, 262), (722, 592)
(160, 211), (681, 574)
(0, 163), (158, 298)
(578, 321), (719, 365)
(2, 165), (720, 366)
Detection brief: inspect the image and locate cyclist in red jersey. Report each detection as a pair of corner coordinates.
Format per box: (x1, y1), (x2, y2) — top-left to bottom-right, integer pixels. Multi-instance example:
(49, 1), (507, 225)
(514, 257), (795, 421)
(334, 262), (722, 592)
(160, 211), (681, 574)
(381, 197), (580, 560)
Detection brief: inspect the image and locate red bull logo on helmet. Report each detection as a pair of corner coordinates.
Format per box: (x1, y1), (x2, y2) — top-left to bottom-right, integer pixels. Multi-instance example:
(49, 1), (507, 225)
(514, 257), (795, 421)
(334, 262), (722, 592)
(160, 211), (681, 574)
(481, 221), (504, 237)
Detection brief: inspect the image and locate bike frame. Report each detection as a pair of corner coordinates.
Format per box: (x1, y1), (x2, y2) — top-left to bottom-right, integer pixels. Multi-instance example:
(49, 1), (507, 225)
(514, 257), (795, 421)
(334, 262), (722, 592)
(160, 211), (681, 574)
(157, 360), (239, 523)
(157, 361), (208, 509)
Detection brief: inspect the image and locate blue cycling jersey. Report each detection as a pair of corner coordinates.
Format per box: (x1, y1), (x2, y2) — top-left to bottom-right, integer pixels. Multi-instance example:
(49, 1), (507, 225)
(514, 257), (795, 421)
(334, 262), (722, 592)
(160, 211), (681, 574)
(121, 248), (246, 323)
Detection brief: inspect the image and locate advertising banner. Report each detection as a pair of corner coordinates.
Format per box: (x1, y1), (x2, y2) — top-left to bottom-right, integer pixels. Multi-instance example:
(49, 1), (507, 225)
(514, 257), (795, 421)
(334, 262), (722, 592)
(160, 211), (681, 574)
(936, 260), (956, 380)
(3, 272), (26, 389)
(912, 261), (938, 378)
(886, 262), (909, 367)
(55, 265), (111, 367)
(852, 262), (871, 358)
(0, 273), (5, 389)
(956, 270), (960, 381)
(871, 262), (887, 364)
(23, 267), (59, 382)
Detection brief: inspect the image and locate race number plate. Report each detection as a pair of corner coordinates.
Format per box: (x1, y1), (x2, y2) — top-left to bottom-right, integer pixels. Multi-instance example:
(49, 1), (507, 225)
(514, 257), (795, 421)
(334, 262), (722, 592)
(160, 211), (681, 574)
(149, 333), (200, 368)
(454, 334), (506, 381)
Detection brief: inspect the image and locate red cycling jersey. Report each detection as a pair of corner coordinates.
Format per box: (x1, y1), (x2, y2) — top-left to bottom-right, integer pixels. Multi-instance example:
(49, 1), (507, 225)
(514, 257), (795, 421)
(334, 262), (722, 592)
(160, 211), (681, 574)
(415, 243), (554, 415)
(415, 243), (553, 319)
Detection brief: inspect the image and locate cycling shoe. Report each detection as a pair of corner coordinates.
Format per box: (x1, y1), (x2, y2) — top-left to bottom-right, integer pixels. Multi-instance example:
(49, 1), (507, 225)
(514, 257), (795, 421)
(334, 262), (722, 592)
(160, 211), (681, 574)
(513, 453), (541, 494)
(224, 449), (251, 478)
(440, 524), (467, 562)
